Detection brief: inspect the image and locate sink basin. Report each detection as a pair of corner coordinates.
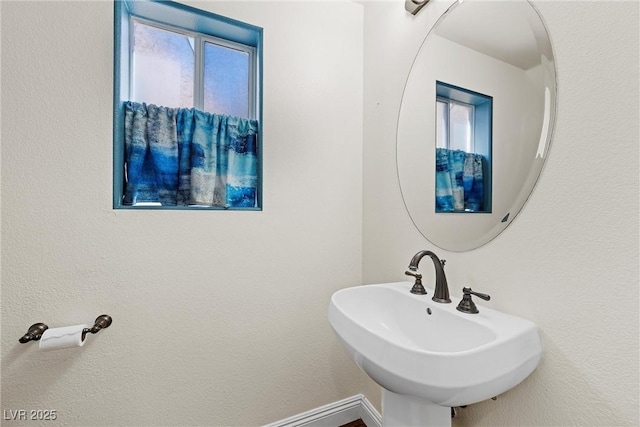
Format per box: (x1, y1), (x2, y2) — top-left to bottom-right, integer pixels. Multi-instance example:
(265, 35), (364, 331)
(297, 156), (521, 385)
(328, 282), (542, 408)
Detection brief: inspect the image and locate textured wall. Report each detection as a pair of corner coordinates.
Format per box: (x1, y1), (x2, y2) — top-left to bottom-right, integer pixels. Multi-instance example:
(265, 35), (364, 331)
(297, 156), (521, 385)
(1, 1), (369, 425)
(363, 0), (639, 426)
(3, 1), (638, 426)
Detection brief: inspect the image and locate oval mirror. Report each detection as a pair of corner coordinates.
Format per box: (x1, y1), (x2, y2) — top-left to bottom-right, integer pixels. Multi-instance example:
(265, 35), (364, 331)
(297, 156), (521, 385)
(397, 0), (557, 252)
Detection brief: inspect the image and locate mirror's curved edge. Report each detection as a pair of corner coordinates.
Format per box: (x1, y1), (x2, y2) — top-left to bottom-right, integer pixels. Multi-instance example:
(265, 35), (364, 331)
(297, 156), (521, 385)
(396, 0), (558, 252)
(394, 0), (465, 251)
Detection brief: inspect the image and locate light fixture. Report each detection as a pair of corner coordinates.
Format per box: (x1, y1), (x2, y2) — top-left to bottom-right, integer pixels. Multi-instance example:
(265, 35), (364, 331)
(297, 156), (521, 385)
(405, 0), (430, 15)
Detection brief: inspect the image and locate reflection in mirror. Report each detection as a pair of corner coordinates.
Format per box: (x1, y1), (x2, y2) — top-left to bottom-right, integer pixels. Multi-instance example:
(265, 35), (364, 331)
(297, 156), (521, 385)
(435, 81), (492, 213)
(397, 0), (556, 251)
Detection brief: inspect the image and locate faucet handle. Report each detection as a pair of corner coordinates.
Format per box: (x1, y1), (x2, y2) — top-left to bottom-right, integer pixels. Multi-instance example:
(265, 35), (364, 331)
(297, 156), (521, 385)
(456, 287), (491, 314)
(405, 271), (427, 295)
(465, 287), (490, 301)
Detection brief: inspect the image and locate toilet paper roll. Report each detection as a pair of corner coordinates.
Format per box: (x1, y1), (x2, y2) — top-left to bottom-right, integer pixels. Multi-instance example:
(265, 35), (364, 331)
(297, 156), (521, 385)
(39, 324), (88, 351)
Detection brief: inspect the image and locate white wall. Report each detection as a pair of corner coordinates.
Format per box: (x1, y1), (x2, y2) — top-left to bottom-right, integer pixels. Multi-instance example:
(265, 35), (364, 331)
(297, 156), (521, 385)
(363, 0), (639, 426)
(3, 1), (639, 426)
(1, 1), (370, 425)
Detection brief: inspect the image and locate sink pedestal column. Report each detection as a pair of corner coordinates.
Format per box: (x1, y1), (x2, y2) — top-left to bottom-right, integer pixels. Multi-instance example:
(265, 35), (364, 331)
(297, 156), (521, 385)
(382, 390), (451, 427)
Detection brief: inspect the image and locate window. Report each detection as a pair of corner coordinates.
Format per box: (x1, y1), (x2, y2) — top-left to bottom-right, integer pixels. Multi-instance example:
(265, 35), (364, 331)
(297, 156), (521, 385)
(436, 98), (474, 152)
(113, 0), (262, 209)
(435, 81), (492, 213)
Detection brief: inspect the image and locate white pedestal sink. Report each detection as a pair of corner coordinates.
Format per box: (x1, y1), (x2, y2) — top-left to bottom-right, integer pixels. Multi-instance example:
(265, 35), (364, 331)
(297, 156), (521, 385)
(328, 282), (542, 427)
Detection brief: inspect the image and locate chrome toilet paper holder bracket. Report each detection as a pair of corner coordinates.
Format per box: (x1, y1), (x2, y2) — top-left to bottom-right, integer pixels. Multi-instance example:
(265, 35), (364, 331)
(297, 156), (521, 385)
(19, 315), (113, 343)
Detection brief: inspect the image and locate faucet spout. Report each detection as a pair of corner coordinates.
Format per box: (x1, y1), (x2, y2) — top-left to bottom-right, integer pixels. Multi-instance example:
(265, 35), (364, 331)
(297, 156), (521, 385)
(407, 250), (452, 303)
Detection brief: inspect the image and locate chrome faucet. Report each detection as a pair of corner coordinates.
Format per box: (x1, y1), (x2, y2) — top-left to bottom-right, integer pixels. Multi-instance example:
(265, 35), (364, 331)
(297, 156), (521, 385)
(406, 250), (451, 303)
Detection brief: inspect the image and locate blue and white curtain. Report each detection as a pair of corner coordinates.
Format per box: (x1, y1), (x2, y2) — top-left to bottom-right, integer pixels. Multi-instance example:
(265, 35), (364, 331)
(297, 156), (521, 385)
(123, 102), (259, 207)
(435, 148), (484, 212)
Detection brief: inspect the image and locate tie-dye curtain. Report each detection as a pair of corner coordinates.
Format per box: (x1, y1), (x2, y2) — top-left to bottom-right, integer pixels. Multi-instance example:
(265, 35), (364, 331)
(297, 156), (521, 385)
(435, 148), (484, 212)
(123, 102), (259, 208)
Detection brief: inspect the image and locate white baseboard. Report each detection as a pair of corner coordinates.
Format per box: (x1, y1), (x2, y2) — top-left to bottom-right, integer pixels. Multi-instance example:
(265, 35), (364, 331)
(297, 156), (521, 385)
(264, 394), (382, 427)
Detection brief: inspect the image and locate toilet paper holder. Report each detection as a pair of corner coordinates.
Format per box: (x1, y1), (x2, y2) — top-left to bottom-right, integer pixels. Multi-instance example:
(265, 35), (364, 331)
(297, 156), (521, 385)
(19, 315), (113, 343)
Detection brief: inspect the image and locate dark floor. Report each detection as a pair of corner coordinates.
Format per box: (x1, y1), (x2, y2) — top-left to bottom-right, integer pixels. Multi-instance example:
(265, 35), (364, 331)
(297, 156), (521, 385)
(339, 419), (367, 427)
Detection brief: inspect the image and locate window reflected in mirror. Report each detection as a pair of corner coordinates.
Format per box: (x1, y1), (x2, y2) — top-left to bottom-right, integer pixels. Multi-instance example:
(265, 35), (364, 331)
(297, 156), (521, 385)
(435, 81), (492, 214)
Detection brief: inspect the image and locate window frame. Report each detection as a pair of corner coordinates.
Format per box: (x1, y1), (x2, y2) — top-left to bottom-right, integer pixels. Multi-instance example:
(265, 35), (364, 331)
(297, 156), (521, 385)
(435, 80), (493, 213)
(129, 17), (258, 119)
(113, 0), (263, 210)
